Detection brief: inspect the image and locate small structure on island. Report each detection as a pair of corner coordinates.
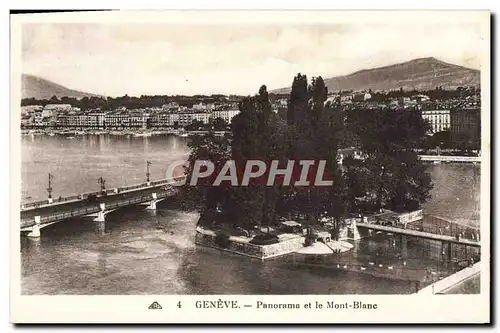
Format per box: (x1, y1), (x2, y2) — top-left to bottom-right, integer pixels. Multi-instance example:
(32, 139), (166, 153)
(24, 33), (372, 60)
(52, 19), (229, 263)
(278, 221), (306, 234)
(316, 231), (331, 243)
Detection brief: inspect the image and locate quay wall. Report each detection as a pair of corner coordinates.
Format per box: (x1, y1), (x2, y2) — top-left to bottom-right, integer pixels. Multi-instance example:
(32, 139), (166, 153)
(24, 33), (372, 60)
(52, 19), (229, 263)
(195, 227), (305, 260)
(415, 262), (481, 294)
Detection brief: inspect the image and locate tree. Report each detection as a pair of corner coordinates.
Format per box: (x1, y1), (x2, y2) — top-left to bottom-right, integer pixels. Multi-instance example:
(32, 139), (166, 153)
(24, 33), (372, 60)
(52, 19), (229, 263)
(185, 119), (207, 131)
(211, 117), (229, 131)
(181, 131), (232, 228)
(343, 108), (433, 212)
(282, 75), (345, 237)
(48, 95), (60, 104)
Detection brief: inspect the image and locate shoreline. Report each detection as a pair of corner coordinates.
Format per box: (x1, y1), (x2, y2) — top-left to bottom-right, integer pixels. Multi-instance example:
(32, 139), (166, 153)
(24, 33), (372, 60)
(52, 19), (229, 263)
(20, 128), (229, 137)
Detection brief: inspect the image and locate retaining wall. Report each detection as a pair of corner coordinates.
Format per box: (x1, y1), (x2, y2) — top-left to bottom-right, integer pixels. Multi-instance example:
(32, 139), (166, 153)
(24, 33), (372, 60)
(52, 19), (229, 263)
(195, 227), (305, 260)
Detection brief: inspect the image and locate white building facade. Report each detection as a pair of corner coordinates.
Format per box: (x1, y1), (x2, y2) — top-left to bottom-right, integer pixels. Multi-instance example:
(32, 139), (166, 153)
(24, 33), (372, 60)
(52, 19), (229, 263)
(421, 109), (451, 134)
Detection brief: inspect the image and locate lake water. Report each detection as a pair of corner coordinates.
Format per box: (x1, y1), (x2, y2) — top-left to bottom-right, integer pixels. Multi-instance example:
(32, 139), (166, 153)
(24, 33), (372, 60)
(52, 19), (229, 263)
(20, 134), (481, 294)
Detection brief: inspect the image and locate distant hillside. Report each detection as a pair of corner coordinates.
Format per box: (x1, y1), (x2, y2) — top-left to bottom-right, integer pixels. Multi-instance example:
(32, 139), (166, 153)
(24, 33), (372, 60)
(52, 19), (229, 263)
(22, 74), (101, 100)
(272, 57), (480, 94)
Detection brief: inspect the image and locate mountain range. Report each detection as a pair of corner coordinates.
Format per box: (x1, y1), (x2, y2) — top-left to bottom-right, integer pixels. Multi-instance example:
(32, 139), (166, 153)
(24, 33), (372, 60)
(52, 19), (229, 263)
(21, 74), (101, 100)
(21, 57), (480, 99)
(271, 57), (480, 94)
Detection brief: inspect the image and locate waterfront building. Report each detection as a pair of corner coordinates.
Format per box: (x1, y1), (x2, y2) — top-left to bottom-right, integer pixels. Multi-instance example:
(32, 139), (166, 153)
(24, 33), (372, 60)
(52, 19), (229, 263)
(33, 110), (44, 126)
(191, 112), (211, 124)
(177, 112), (211, 126)
(178, 113), (192, 127)
(104, 112), (130, 129)
(21, 114), (34, 128)
(211, 109), (240, 124)
(450, 107), (481, 142)
(150, 112), (179, 128)
(56, 112), (107, 129)
(87, 112), (106, 128)
(129, 110), (150, 129)
(421, 109), (451, 134)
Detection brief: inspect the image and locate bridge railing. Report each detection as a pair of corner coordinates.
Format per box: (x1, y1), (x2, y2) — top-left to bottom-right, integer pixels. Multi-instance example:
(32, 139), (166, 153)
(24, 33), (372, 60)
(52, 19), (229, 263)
(356, 222), (480, 247)
(418, 155), (481, 162)
(21, 175), (186, 210)
(21, 188), (179, 227)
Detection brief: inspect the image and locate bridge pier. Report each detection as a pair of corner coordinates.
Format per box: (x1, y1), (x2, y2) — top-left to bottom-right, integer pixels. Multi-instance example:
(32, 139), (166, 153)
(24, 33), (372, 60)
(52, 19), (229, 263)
(145, 193), (160, 210)
(96, 220), (106, 235)
(27, 216), (41, 238)
(349, 220), (362, 240)
(93, 203), (107, 222)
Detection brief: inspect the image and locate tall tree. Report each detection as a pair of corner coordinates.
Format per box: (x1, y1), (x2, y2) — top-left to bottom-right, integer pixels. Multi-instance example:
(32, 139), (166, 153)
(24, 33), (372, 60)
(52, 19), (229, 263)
(344, 108), (433, 212)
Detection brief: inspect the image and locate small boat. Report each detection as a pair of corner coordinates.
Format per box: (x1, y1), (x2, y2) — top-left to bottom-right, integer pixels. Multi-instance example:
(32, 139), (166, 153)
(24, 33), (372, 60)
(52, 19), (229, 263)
(342, 265), (347, 269)
(336, 264), (340, 268)
(360, 267), (366, 271)
(180, 133), (189, 137)
(378, 264), (383, 268)
(388, 266), (393, 270)
(48, 132), (55, 136)
(369, 262), (375, 266)
(67, 136), (75, 140)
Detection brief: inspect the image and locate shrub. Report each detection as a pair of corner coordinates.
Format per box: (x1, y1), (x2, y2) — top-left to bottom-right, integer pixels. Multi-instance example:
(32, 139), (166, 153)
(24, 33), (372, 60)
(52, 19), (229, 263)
(250, 233), (279, 245)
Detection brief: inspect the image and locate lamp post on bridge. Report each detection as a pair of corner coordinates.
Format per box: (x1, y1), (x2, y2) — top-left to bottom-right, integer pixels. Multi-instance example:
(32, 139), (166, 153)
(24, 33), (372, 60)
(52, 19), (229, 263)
(47, 173), (54, 203)
(98, 177), (106, 195)
(146, 161), (151, 186)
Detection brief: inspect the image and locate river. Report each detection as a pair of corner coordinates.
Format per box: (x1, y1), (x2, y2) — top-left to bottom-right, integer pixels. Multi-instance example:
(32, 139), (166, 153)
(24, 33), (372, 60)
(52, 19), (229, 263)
(20, 134), (481, 295)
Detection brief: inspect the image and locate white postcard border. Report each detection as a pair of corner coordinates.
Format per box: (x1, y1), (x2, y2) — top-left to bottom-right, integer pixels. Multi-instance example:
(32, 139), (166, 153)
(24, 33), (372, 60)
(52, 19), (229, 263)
(9, 10), (491, 324)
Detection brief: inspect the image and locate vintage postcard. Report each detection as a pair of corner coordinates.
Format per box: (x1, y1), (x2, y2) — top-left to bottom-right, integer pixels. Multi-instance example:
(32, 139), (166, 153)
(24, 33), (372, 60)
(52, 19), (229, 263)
(10, 10), (490, 324)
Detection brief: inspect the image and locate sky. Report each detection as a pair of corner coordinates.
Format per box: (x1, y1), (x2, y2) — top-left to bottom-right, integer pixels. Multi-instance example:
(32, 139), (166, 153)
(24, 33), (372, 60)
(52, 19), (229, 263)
(21, 22), (482, 97)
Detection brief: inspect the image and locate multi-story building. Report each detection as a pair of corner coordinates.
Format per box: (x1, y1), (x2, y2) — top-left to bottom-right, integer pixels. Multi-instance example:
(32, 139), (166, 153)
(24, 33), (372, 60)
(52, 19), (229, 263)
(129, 110), (150, 129)
(87, 112), (106, 128)
(105, 112), (130, 129)
(450, 107), (481, 142)
(421, 109), (451, 134)
(191, 112), (211, 124)
(177, 112), (210, 126)
(21, 115), (34, 128)
(211, 109), (240, 124)
(55, 112), (106, 128)
(150, 112), (179, 128)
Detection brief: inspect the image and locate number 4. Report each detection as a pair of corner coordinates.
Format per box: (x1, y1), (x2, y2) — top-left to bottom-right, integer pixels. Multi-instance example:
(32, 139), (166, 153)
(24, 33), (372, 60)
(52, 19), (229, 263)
(177, 301), (182, 308)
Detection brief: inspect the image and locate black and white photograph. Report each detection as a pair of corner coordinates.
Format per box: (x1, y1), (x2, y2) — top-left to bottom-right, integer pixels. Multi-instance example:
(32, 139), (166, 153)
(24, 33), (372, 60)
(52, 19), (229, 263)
(10, 10), (490, 324)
